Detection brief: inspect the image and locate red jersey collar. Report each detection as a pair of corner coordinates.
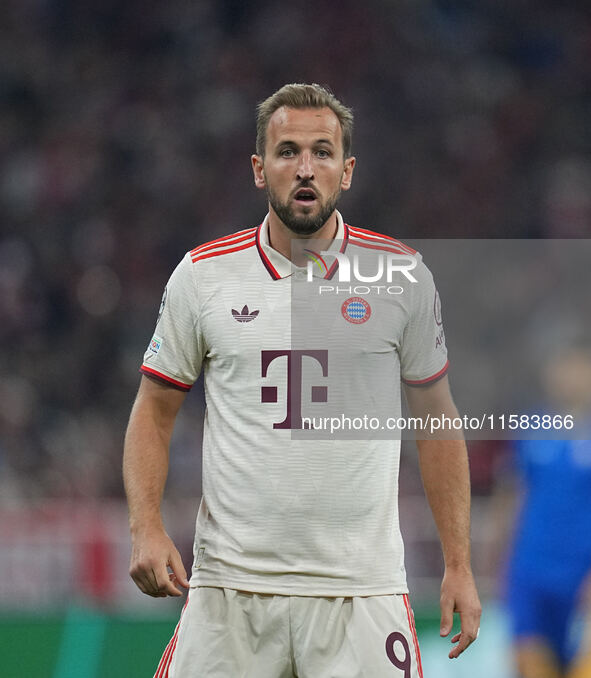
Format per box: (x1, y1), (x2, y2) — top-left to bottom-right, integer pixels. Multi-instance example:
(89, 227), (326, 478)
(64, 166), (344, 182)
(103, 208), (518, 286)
(256, 211), (349, 280)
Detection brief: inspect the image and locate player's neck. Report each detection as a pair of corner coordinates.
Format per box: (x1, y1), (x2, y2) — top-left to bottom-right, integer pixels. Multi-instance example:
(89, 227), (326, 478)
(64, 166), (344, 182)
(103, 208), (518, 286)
(267, 211), (338, 265)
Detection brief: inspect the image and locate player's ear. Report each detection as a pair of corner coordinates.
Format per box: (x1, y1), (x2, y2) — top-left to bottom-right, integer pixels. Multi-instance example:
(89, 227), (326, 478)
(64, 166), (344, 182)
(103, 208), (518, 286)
(252, 154), (266, 189)
(341, 156), (356, 191)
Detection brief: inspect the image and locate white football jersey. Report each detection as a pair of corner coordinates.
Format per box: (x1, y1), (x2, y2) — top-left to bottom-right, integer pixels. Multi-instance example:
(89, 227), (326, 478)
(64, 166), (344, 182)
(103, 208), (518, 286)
(141, 212), (448, 596)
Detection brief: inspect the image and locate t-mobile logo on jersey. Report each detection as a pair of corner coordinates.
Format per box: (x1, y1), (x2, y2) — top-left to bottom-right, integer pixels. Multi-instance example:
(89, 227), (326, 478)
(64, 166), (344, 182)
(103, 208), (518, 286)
(261, 350), (328, 429)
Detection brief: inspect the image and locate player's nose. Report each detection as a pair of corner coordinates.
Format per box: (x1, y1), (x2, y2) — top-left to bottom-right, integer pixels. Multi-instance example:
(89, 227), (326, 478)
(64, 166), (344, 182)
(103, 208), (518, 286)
(296, 151), (314, 180)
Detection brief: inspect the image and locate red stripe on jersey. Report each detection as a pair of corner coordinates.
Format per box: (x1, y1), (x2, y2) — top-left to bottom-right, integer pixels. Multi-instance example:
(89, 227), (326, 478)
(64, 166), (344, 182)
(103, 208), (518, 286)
(348, 237), (415, 257)
(191, 238), (256, 262)
(403, 594), (424, 678)
(348, 226), (416, 254)
(402, 360), (449, 386)
(190, 228), (257, 257)
(256, 224), (282, 280)
(141, 366), (192, 391)
(325, 223), (350, 280)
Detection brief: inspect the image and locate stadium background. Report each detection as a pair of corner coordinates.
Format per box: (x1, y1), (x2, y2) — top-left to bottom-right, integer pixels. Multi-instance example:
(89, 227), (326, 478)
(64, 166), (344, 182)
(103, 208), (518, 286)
(1, 0), (590, 675)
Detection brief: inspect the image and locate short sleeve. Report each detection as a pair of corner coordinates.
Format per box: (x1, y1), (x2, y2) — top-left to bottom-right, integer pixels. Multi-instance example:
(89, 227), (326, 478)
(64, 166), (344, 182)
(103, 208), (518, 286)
(140, 253), (204, 390)
(400, 256), (449, 386)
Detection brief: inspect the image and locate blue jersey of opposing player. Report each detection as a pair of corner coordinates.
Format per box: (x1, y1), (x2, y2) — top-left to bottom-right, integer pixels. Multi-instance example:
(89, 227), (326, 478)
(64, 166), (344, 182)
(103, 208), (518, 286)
(506, 438), (591, 665)
(510, 440), (591, 587)
(509, 439), (591, 586)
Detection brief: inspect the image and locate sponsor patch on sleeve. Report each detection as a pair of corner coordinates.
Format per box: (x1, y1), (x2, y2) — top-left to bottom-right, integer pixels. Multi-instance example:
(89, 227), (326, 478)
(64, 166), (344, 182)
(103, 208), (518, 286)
(147, 334), (163, 356)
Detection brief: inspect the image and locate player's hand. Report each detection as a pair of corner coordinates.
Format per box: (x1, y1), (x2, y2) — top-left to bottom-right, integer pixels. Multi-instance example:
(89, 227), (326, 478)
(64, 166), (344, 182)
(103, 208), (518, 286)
(129, 527), (190, 598)
(439, 565), (481, 659)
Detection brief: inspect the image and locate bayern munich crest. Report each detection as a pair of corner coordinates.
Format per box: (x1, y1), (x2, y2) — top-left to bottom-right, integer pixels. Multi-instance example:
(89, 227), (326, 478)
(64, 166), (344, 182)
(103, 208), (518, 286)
(341, 297), (371, 324)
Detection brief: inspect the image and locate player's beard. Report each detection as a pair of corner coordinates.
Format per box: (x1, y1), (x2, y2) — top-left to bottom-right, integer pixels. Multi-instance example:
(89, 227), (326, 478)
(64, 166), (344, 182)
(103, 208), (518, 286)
(266, 184), (341, 236)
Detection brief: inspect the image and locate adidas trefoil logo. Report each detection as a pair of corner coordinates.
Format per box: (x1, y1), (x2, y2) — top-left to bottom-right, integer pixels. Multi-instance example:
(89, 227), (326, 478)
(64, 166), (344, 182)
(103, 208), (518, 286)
(232, 304), (259, 323)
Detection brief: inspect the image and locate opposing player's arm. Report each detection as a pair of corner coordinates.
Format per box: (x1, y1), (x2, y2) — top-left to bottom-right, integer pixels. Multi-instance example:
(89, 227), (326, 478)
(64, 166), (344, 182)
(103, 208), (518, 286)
(123, 375), (190, 597)
(404, 375), (482, 659)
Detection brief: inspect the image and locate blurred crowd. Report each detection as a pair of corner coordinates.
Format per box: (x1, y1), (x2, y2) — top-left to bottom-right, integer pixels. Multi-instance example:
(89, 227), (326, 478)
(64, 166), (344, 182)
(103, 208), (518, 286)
(1, 0), (591, 501)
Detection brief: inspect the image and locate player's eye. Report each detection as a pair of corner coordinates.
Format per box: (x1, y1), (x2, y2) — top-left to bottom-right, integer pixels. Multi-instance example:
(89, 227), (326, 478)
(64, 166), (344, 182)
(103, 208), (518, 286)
(280, 148), (296, 158)
(316, 149), (330, 158)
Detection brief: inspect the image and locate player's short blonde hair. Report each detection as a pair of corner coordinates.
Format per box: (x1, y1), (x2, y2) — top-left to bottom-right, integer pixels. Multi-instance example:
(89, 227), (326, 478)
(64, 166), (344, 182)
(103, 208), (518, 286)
(256, 83), (354, 158)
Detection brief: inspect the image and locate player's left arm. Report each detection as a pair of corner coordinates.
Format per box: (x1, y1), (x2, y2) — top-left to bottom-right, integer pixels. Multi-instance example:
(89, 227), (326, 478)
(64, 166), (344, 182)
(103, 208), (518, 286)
(404, 375), (482, 659)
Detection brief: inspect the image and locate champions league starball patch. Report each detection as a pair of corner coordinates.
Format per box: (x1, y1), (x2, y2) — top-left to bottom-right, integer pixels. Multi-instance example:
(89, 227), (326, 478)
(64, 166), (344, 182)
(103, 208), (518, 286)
(341, 297), (371, 324)
(157, 286), (167, 324)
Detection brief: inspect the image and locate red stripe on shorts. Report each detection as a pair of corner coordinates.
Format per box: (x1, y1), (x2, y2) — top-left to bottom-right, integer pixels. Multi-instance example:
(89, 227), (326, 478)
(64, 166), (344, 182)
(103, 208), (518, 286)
(163, 628), (183, 678)
(154, 628), (176, 678)
(403, 594), (424, 678)
(154, 597), (189, 678)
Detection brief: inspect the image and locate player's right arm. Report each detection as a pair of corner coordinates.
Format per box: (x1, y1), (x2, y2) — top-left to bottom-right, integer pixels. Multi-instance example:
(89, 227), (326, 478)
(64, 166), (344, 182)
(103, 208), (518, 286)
(123, 375), (190, 597)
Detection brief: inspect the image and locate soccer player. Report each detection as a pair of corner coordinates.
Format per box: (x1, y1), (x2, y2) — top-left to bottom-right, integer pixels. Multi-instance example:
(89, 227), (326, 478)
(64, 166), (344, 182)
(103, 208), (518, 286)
(501, 349), (591, 678)
(123, 83), (481, 677)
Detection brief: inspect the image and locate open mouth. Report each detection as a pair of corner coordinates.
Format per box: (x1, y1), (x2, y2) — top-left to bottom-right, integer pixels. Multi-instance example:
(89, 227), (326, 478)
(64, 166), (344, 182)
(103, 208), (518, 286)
(294, 188), (317, 203)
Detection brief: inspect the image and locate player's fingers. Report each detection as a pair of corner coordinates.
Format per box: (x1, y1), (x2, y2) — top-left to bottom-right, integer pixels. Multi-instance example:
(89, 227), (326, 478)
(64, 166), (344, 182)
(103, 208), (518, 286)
(461, 605), (481, 643)
(440, 595), (454, 636)
(135, 564), (177, 597)
(449, 612), (480, 659)
(168, 548), (190, 589)
(147, 574), (169, 597)
(129, 561), (153, 593)
(131, 570), (166, 598)
(449, 632), (474, 659)
(152, 566), (183, 597)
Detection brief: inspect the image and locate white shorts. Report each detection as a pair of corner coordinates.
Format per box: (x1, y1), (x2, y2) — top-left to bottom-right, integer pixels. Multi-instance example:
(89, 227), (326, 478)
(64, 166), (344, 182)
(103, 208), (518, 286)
(154, 587), (423, 678)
